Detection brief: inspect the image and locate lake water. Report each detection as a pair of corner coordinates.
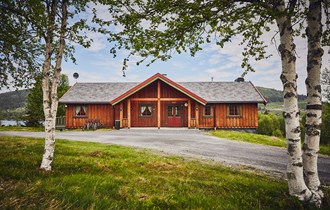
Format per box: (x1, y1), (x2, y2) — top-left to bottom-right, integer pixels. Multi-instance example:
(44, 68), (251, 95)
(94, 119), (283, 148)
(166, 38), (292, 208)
(0, 120), (25, 126)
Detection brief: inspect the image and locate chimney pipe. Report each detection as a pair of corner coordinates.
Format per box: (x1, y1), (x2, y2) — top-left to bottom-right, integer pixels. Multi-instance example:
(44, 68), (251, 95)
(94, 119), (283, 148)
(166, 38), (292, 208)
(235, 77), (245, 82)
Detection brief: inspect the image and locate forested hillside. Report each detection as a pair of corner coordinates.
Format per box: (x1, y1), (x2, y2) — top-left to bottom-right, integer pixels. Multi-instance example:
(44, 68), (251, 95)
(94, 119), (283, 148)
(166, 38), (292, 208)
(0, 86), (307, 120)
(0, 87), (307, 110)
(0, 89), (29, 110)
(257, 87), (307, 103)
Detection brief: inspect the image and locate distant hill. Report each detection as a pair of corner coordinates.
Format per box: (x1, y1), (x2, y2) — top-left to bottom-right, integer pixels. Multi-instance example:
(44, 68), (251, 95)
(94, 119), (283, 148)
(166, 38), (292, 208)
(0, 86), (307, 111)
(0, 89), (29, 110)
(256, 86), (307, 103)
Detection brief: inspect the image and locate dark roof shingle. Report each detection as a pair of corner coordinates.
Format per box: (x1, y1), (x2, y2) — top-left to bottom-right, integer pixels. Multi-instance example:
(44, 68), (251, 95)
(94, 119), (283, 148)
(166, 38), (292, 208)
(178, 81), (265, 103)
(59, 82), (138, 104)
(59, 81), (266, 104)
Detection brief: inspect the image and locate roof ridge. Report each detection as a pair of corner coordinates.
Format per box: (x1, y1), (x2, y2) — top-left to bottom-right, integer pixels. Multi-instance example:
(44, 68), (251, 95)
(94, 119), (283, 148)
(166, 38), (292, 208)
(76, 82), (140, 84)
(74, 81), (251, 84)
(178, 81), (250, 83)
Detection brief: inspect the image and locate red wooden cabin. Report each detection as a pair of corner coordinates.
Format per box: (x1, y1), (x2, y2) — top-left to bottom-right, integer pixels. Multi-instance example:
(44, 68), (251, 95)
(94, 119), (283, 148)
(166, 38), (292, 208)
(59, 73), (266, 130)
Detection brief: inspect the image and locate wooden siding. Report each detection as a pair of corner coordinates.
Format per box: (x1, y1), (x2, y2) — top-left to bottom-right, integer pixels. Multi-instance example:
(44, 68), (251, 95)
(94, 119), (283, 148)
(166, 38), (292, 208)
(160, 80), (188, 98)
(130, 101), (158, 127)
(127, 80), (190, 127)
(198, 103), (258, 128)
(161, 102), (188, 127)
(64, 79), (259, 129)
(65, 104), (114, 128)
(197, 104), (215, 128)
(215, 104), (258, 128)
(130, 81), (157, 98)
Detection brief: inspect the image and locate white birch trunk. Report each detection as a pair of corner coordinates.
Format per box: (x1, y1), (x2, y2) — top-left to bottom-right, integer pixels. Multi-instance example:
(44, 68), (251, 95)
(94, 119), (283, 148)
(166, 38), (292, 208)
(40, 0), (68, 171)
(303, 0), (324, 202)
(275, 2), (313, 202)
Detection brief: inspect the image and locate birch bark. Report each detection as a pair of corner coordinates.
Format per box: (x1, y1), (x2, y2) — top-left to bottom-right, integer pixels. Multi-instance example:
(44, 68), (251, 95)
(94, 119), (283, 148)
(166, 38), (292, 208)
(303, 0), (324, 199)
(40, 0), (68, 171)
(275, 2), (313, 202)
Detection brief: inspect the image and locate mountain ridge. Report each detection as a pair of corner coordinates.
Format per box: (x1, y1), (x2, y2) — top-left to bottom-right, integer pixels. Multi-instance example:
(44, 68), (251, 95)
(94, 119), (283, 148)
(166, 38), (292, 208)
(0, 86), (307, 112)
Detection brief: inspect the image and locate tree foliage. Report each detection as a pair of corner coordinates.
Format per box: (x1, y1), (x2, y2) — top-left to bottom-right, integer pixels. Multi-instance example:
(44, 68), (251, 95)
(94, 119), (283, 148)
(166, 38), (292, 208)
(25, 74), (69, 127)
(321, 103), (330, 145)
(321, 68), (330, 102)
(0, 0), (112, 89)
(257, 113), (285, 137)
(103, 0), (330, 205)
(0, 0), (115, 171)
(0, 0), (43, 89)
(104, 0), (311, 74)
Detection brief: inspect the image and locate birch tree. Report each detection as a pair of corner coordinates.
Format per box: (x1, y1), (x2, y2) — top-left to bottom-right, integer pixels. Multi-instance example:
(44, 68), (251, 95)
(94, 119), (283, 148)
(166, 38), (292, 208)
(0, 0), (112, 171)
(104, 0), (329, 205)
(303, 0), (324, 200)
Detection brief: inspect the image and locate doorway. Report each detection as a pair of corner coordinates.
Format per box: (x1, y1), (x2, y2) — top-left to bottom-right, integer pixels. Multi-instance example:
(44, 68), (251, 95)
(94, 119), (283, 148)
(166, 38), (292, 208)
(166, 105), (183, 127)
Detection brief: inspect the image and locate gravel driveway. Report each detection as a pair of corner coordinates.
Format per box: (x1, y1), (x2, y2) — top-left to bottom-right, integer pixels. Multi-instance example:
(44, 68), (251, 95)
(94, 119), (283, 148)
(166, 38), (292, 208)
(1, 128), (329, 185)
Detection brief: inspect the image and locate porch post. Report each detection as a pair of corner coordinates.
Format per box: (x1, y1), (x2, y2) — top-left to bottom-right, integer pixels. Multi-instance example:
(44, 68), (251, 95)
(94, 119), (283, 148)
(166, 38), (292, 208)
(127, 99), (131, 128)
(195, 103), (199, 128)
(188, 99), (191, 128)
(119, 102), (123, 128)
(157, 80), (161, 129)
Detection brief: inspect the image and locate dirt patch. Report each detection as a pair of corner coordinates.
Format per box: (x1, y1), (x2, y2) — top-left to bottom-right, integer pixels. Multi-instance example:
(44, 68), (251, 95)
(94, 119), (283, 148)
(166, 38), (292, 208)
(88, 150), (103, 157)
(270, 136), (282, 141)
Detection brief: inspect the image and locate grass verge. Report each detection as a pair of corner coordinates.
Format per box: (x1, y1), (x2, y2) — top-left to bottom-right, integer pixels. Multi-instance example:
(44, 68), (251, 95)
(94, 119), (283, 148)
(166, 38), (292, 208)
(0, 126), (112, 132)
(0, 136), (329, 209)
(210, 130), (330, 156)
(0, 126), (44, 132)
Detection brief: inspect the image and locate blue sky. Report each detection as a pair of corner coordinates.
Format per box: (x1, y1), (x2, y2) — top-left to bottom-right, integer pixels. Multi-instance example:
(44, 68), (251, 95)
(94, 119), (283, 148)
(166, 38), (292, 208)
(59, 3), (330, 96)
(62, 32), (329, 95)
(3, 4), (328, 95)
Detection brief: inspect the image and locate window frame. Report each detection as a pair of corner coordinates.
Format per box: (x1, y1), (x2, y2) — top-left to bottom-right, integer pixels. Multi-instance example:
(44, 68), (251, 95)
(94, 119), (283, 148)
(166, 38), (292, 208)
(139, 104), (154, 118)
(74, 105), (88, 118)
(203, 105), (213, 117)
(227, 104), (242, 117)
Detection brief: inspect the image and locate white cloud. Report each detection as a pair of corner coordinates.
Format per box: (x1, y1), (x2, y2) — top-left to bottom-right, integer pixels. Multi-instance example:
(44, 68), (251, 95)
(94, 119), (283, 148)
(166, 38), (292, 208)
(85, 32), (108, 52)
(61, 8), (330, 96)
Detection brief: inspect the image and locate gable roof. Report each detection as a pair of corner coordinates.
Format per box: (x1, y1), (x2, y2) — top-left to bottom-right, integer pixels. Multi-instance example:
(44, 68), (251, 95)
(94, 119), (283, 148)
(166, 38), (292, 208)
(178, 81), (266, 103)
(59, 73), (267, 105)
(110, 73), (208, 105)
(59, 82), (138, 104)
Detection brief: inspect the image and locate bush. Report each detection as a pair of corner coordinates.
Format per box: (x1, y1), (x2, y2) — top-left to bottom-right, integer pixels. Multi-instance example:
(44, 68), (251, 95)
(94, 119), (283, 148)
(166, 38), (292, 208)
(300, 103), (330, 145)
(273, 129), (283, 138)
(257, 113), (285, 137)
(321, 103), (330, 145)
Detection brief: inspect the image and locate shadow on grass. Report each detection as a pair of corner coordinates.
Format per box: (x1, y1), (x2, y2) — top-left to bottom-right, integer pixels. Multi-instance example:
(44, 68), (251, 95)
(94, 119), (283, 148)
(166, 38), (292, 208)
(0, 136), (329, 209)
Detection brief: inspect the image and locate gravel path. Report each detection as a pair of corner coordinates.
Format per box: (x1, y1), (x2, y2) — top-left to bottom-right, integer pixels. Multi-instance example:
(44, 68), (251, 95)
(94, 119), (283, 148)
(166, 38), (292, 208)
(1, 129), (329, 185)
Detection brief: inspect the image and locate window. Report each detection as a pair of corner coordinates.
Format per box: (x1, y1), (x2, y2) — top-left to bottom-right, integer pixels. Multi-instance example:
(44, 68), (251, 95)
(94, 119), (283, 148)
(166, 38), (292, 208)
(203, 105), (213, 117)
(75, 105), (88, 117)
(140, 105), (153, 117)
(167, 106), (173, 116)
(167, 106), (180, 117)
(227, 104), (242, 117)
(174, 106), (180, 116)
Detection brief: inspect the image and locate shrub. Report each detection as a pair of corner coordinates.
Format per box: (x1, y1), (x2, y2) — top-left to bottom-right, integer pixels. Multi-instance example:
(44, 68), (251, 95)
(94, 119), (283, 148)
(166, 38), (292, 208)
(273, 129), (283, 138)
(300, 103), (330, 145)
(321, 103), (330, 145)
(257, 113), (285, 137)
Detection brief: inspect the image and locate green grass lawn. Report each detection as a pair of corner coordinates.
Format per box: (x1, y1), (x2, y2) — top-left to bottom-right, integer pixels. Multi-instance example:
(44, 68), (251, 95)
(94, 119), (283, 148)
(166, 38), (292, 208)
(1, 136), (329, 209)
(0, 126), (44, 132)
(210, 130), (330, 156)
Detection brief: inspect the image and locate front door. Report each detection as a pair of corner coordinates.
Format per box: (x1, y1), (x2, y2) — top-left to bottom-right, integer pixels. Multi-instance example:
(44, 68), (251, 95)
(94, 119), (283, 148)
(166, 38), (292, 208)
(167, 105), (182, 127)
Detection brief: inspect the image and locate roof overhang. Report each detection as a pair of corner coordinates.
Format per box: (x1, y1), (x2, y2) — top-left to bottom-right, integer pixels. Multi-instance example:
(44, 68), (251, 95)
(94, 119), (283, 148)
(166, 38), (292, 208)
(249, 81), (267, 105)
(59, 101), (110, 104)
(110, 73), (208, 105)
(207, 101), (265, 104)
